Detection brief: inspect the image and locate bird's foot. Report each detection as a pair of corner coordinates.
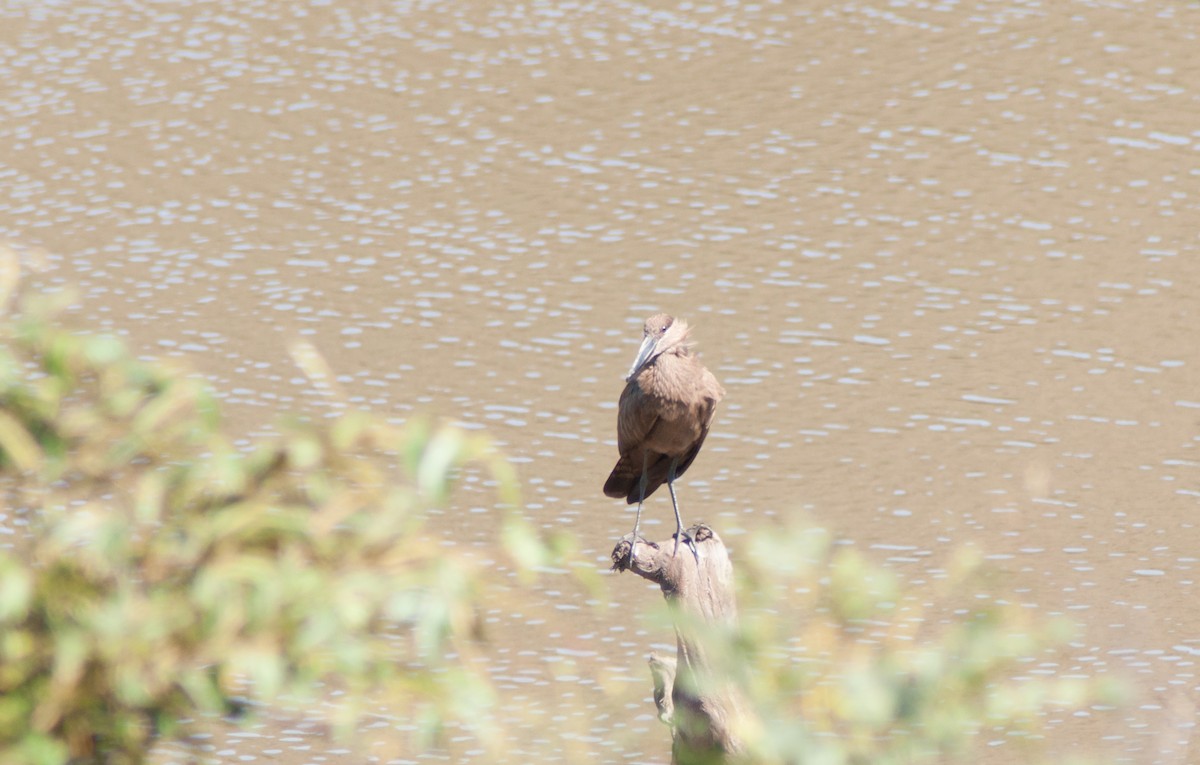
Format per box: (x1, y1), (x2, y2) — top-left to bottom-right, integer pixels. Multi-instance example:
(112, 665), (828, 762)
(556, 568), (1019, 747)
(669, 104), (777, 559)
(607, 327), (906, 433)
(672, 529), (700, 561)
(621, 531), (648, 564)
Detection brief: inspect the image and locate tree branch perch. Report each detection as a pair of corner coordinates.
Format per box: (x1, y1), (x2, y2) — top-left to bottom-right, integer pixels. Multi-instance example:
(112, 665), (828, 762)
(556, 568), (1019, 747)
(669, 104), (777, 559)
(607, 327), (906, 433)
(612, 524), (752, 764)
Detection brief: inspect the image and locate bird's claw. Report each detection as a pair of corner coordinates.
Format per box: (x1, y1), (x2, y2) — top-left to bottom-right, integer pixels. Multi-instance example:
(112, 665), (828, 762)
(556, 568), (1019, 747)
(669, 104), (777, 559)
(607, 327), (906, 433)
(621, 531), (648, 564)
(672, 529), (700, 561)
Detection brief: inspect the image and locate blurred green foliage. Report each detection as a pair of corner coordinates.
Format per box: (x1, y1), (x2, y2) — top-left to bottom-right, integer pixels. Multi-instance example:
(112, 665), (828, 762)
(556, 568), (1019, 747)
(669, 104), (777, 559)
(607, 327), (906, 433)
(664, 522), (1124, 765)
(0, 291), (554, 764)
(0, 275), (1123, 765)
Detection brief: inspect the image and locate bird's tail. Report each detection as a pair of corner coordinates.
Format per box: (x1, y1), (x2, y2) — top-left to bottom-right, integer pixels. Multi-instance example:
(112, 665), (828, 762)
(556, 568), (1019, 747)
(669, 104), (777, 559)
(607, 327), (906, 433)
(603, 454), (640, 499)
(604, 452), (671, 504)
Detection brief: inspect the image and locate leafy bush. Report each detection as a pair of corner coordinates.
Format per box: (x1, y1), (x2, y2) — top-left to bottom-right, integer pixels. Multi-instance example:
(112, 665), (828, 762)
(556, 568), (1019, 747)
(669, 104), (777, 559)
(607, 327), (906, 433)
(0, 279), (1122, 765)
(0, 291), (548, 764)
(659, 522), (1124, 765)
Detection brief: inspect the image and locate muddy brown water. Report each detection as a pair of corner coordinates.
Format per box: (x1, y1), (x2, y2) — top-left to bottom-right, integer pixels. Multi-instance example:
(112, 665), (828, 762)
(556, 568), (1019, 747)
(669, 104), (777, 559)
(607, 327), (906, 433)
(2, 2), (1199, 763)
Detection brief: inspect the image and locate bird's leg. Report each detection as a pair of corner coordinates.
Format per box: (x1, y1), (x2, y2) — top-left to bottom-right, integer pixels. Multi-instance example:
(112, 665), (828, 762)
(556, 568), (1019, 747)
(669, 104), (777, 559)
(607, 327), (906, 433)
(666, 457), (698, 559)
(628, 451), (650, 558)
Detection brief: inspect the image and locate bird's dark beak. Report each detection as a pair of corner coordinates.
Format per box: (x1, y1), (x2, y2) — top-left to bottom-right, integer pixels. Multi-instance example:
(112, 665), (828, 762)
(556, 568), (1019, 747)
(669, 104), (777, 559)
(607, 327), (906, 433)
(627, 334), (659, 379)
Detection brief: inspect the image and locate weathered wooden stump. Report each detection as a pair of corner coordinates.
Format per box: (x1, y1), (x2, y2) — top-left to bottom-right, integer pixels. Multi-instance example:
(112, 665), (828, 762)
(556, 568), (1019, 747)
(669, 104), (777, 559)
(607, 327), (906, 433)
(612, 524), (752, 764)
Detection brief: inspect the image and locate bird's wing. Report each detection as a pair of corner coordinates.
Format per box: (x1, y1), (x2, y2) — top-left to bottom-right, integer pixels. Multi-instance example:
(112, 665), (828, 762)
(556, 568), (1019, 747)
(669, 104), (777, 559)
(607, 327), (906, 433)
(670, 418), (710, 480)
(703, 366), (726, 406)
(616, 380), (658, 456)
(670, 382), (721, 480)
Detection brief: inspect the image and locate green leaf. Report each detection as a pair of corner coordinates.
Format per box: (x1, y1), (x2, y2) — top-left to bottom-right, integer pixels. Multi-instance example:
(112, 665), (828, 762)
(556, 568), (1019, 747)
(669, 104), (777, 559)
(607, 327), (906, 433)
(0, 410), (42, 472)
(286, 433), (323, 470)
(9, 734), (69, 765)
(80, 335), (125, 367)
(417, 427), (465, 501)
(0, 556), (32, 622)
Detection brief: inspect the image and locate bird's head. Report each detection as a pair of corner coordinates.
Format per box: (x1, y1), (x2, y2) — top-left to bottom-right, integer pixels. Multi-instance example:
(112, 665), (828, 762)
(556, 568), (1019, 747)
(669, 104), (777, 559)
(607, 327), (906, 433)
(626, 313), (692, 379)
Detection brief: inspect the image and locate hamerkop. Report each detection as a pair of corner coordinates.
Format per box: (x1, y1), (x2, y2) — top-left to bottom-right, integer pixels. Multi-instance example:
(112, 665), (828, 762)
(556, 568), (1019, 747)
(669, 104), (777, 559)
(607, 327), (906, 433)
(603, 314), (725, 554)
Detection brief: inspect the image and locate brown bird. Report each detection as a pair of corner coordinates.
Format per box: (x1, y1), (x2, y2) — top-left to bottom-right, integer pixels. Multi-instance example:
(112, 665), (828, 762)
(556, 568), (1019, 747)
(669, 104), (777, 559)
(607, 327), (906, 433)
(603, 314), (725, 554)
